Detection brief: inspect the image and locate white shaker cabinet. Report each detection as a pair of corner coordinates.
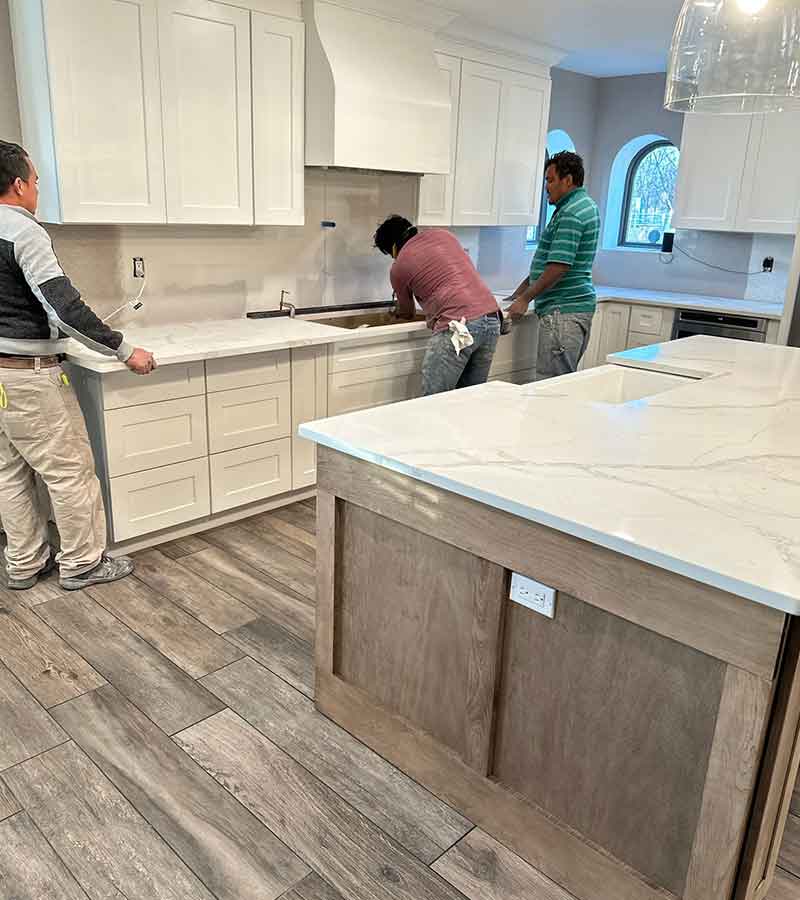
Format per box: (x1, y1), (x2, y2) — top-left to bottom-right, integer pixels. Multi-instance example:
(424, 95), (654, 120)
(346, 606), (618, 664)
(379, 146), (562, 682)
(451, 61), (550, 227)
(252, 13), (305, 226)
(452, 61), (504, 226)
(672, 114), (752, 232)
(158, 0), (254, 224)
(418, 54), (462, 227)
(497, 69), (550, 226)
(9, 0), (167, 224)
(737, 112), (800, 233)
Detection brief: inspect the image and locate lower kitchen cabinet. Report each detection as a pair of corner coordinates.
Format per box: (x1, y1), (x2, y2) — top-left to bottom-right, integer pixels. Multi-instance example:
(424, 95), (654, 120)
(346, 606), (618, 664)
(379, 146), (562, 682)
(291, 346), (328, 489)
(209, 438), (292, 513)
(581, 302), (676, 370)
(109, 457), (211, 541)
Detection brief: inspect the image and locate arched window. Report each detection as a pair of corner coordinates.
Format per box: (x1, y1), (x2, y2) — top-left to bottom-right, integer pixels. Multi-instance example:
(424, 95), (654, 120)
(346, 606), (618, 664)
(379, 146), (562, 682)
(619, 141), (679, 248)
(526, 130), (576, 247)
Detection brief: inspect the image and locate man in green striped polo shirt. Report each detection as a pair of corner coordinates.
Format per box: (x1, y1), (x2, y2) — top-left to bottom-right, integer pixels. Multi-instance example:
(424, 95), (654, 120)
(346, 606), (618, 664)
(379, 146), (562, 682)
(506, 151), (600, 379)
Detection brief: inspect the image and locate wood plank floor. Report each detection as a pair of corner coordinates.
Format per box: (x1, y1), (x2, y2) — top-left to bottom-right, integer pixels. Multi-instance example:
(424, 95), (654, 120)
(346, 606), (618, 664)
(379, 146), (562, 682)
(0, 497), (798, 900)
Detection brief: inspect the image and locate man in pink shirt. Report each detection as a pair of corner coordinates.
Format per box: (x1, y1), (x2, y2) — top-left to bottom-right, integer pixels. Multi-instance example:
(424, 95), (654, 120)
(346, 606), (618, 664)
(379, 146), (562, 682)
(374, 215), (501, 395)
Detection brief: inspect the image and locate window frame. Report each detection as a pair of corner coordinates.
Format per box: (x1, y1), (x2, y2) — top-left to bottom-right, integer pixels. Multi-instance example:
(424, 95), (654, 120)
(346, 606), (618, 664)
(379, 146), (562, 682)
(525, 151), (550, 248)
(618, 139), (677, 250)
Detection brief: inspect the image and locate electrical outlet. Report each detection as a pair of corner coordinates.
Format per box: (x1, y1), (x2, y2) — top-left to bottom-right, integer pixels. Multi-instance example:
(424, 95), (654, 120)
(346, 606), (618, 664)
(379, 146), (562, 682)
(509, 573), (556, 618)
(763, 256), (774, 273)
(133, 257), (145, 279)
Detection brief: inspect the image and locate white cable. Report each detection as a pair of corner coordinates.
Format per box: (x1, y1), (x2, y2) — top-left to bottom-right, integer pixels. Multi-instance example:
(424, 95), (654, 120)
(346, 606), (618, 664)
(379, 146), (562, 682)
(103, 279), (146, 323)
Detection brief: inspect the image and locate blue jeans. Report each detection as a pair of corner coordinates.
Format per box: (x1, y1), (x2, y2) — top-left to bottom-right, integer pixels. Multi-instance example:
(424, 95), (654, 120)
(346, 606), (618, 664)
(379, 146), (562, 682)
(421, 314), (501, 396)
(535, 310), (594, 380)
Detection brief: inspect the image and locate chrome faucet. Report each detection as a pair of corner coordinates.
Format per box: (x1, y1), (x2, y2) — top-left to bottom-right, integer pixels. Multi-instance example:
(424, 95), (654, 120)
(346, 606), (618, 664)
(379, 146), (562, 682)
(280, 290), (296, 317)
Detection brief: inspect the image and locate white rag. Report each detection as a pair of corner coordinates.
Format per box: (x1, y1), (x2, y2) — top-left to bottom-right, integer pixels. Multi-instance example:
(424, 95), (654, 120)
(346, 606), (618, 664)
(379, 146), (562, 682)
(448, 318), (474, 356)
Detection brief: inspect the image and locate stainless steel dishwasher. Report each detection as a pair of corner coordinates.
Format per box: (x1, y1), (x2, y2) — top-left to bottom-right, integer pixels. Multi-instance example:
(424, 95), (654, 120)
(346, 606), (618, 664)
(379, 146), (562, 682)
(671, 309), (768, 342)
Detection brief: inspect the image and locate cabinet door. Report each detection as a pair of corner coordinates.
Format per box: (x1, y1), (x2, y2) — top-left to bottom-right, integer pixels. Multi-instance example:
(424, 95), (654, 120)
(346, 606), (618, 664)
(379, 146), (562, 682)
(291, 346), (328, 490)
(158, 0), (253, 224)
(596, 303), (631, 363)
(452, 61), (503, 225)
(738, 112), (800, 234)
(418, 54), (461, 226)
(672, 114), (751, 232)
(206, 382), (291, 454)
(253, 13), (305, 226)
(41, 0), (166, 223)
(497, 70), (550, 226)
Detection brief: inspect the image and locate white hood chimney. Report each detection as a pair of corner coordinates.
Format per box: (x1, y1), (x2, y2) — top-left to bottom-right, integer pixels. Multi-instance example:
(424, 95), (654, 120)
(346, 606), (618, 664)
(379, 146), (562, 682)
(304, 0), (453, 174)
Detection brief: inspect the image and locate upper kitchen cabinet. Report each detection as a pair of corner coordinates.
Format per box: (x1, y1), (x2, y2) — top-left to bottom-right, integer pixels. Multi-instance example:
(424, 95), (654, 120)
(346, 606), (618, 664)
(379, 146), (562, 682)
(496, 68), (550, 226)
(418, 54), (462, 227)
(737, 112), (800, 234)
(252, 13), (305, 226)
(429, 55), (550, 228)
(673, 110), (800, 234)
(9, 0), (167, 224)
(672, 114), (751, 232)
(158, 0), (253, 225)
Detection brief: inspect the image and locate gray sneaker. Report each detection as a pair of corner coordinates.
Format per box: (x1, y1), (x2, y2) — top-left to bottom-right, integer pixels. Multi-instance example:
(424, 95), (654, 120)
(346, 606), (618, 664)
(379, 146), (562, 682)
(7, 554), (57, 591)
(60, 555), (135, 591)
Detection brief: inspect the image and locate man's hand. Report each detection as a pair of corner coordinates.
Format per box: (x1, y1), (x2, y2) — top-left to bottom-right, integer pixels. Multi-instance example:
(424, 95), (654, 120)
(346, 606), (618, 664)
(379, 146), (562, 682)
(125, 347), (157, 376)
(506, 297), (531, 321)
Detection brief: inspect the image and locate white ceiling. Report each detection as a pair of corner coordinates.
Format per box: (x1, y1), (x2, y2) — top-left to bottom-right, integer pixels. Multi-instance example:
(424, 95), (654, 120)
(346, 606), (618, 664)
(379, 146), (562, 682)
(441, 0), (685, 77)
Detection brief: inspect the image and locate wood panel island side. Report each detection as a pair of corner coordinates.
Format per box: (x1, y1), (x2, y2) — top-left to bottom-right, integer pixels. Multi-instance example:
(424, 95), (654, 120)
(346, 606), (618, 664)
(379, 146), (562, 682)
(301, 337), (800, 900)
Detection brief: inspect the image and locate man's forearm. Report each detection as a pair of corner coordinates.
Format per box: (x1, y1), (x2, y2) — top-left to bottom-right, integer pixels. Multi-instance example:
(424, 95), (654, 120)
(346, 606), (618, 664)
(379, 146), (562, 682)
(517, 264), (570, 305)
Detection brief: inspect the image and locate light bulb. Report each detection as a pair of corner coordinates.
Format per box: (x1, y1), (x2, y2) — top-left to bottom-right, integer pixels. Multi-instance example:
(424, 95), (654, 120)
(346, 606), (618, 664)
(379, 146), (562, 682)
(736, 0), (769, 14)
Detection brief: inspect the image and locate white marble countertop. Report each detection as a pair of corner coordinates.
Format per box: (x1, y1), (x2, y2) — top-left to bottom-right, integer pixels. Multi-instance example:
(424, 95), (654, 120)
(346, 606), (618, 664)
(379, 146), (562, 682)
(65, 317), (356, 373)
(594, 285), (784, 319)
(300, 336), (800, 614)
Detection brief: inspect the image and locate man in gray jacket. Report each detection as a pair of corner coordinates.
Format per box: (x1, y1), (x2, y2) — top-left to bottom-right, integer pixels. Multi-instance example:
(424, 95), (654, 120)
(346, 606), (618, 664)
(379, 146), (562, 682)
(0, 140), (155, 590)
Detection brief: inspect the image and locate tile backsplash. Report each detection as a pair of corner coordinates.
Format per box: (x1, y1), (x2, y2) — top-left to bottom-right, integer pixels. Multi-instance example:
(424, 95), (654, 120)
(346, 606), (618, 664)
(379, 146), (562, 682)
(44, 169), (418, 328)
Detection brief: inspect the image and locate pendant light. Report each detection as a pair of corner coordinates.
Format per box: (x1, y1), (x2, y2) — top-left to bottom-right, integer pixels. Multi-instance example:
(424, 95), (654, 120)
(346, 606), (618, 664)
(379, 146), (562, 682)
(664, 0), (800, 113)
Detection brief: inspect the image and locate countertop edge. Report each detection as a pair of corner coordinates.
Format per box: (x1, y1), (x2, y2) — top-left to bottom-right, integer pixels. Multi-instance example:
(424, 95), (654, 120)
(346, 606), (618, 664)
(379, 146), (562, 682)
(300, 425), (799, 615)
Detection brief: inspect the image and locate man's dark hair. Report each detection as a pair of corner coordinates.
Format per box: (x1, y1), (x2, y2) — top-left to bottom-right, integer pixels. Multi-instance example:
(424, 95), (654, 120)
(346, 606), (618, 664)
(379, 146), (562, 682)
(546, 151), (585, 187)
(0, 141), (32, 195)
(374, 214), (417, 256)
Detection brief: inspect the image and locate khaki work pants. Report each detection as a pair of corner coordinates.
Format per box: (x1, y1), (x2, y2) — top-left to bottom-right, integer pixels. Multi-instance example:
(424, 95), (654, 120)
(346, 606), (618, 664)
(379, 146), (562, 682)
(0, 364), (106, 579)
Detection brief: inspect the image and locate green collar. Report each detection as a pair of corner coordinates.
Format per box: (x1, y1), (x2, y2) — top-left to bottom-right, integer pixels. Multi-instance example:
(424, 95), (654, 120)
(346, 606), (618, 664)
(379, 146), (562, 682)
(556, 186), (586, 210)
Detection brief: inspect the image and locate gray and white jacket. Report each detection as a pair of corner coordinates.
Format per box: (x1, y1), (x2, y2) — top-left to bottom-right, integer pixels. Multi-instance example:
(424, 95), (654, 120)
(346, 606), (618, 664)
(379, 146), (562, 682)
(0, 205), (133, 361)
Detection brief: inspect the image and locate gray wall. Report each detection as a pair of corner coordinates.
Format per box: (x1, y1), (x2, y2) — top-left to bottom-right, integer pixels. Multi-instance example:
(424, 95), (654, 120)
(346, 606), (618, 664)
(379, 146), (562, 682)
(549, 67), (600, 183)
(0, 0), (20, 141)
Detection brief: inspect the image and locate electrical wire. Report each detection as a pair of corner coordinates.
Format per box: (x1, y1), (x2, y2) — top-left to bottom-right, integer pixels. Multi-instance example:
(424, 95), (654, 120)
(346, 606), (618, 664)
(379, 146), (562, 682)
(103, 279), (146, 323)
(668, 242), (770, 276)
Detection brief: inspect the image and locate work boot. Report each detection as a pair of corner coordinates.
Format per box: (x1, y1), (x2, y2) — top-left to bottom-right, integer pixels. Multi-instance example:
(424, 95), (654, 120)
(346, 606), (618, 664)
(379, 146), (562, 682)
(60, 555), (135, 591)
(6, 554), (57, 591)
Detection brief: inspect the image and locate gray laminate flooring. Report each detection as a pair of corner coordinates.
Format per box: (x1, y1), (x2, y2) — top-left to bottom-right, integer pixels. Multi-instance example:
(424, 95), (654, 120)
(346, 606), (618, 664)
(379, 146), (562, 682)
(0, 499), (798, 900)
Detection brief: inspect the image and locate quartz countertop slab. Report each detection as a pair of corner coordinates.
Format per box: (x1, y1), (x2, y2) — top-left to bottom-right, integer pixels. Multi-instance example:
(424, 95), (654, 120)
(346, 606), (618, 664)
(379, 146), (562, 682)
(301, 336), (800, 614)
(64, 317), (387, 373)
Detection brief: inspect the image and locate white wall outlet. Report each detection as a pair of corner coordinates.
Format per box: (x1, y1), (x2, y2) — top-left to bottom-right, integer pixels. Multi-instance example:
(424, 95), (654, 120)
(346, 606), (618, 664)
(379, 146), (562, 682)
(133, 257), (145, 279)
(509, 573), (556, 619)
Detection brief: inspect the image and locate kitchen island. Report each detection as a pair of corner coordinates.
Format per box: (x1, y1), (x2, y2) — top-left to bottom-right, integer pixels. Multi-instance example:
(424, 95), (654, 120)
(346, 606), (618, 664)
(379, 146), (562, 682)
(300, 337), (800, 900)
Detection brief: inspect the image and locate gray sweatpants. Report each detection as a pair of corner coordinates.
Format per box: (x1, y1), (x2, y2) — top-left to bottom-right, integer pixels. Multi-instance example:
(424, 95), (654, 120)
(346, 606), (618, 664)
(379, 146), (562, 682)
(0, 364), (106, 579)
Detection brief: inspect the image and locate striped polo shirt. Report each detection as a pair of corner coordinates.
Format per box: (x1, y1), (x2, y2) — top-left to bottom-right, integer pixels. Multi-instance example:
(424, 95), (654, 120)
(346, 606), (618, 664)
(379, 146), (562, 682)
(529, 187), (600, 317)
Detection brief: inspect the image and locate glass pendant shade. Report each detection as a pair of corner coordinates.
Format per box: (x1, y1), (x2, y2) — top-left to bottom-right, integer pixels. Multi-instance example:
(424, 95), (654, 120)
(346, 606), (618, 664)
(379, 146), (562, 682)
(665, 0), (800, 113)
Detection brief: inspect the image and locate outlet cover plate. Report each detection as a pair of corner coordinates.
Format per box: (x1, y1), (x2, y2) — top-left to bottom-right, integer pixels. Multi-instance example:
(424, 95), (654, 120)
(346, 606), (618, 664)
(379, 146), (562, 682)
(510, 573), (556, 618)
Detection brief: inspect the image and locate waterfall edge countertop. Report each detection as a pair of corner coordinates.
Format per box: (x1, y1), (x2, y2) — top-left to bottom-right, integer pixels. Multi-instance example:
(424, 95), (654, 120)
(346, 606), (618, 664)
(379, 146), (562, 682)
(300, 336), (800, 613)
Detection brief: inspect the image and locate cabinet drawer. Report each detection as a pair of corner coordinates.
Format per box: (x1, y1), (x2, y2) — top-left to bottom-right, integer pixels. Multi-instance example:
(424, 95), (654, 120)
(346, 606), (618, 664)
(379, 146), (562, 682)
(110, 457), (210, 541)
(329, 332), (429, 375)
(328, 366), (422, 415)
(105, 396), (208, 477)
(102, 362), (205, 410)
(205, 350), (289, 392)
(207, 382), (291, 454)
(210, 438), (292, 513)
(629, 306), (665, 335)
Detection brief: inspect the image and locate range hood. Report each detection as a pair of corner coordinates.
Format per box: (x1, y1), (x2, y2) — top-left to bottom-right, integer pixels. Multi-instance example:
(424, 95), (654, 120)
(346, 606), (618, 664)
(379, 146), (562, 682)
(304, 0), (452, 174)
